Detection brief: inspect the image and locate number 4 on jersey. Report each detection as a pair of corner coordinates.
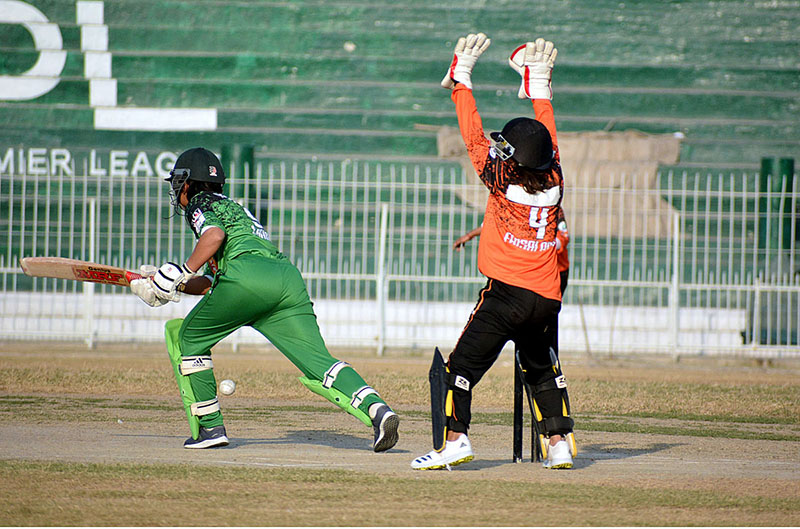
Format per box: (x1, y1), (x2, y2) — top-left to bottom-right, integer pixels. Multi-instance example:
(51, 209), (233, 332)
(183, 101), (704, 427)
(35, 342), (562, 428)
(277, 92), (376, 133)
(529, 207), (549, 239)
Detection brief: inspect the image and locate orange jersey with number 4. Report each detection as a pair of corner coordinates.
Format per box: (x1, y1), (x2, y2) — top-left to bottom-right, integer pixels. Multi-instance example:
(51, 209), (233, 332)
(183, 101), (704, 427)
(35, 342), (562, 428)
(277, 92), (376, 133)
(452, 85), (564, 301)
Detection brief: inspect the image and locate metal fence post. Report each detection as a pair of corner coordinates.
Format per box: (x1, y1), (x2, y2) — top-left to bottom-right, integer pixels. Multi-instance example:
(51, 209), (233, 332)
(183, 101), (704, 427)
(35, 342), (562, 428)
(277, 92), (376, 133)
(752, 278), (762, 350)
(84, 197), (97, 348)
(376, 203), (389, 355)
(670, 211), (680, 358)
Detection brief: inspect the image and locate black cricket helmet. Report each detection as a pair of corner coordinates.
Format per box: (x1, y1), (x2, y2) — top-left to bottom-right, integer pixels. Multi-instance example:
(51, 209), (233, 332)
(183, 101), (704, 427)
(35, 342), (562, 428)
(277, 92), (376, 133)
(490, 117), (554, 170)
(166, 147), (226, 208)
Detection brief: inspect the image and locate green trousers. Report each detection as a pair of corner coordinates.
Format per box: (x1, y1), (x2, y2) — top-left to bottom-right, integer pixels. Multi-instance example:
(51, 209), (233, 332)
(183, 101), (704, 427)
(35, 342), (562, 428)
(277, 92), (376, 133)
(178, 253), (384, 428)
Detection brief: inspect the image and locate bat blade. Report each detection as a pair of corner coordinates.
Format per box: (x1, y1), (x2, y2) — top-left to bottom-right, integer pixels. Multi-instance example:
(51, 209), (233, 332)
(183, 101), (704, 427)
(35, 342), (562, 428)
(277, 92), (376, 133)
(19, 257), (142, 287)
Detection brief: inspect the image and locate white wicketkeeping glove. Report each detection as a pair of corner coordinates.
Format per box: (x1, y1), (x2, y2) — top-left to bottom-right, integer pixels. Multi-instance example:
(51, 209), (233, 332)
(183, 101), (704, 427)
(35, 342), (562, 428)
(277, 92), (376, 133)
(130, 278), (169, 307)
(508, 38), (558, 100)
(441, 32), (491, 90)
(151, 261), (200, 302)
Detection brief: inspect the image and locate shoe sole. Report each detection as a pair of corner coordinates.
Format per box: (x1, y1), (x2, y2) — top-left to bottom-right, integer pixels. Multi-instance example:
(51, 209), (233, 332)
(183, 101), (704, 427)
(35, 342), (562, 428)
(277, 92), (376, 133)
(544, 462), (573, 469)
(412, 454), (474, 471)
(373, 414), (400, 452)
(183, 436), (230, 449)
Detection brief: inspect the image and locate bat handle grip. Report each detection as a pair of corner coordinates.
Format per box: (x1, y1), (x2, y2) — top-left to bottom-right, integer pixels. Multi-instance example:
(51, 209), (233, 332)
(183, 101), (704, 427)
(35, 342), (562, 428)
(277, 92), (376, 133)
(126, 271), (144, 282)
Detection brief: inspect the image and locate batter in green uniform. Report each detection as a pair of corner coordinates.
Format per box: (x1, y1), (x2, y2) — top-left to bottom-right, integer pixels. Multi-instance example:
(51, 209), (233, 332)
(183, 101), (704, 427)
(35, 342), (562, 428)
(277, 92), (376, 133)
(131, 147), (400, 451)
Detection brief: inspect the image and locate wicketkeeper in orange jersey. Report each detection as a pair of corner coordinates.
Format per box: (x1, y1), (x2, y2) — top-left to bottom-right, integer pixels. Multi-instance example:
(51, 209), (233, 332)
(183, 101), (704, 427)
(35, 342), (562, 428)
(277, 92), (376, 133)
(412, 34), (576, 470)
(454, 207), (571, 356)
(453, 208), (570, 299)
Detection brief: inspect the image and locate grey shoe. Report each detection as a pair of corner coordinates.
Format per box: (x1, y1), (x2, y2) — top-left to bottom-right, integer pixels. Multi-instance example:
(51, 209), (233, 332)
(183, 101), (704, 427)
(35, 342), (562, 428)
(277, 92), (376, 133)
(183, 425), (229, 449)
(371, 405), (399, 452)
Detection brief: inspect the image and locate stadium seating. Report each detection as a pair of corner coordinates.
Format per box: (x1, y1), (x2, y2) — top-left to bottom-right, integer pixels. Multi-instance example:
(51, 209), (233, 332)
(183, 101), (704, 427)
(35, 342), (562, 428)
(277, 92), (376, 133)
(1, 0), (797, 171)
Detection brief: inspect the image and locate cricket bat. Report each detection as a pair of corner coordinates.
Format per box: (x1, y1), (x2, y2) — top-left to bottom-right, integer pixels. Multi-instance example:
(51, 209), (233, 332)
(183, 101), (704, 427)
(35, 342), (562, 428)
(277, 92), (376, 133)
(19, 257), (143, 287)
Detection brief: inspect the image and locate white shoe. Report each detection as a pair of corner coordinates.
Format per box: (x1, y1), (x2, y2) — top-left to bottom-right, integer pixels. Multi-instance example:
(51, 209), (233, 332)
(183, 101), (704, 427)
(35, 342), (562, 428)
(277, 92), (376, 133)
(411, 434), (474, 470)
(543, 439), (573, 469)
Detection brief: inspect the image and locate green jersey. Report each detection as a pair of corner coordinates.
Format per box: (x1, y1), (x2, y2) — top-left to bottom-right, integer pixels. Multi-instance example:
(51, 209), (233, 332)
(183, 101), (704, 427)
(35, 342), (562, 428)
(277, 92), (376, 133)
(185, 191), (285, 273)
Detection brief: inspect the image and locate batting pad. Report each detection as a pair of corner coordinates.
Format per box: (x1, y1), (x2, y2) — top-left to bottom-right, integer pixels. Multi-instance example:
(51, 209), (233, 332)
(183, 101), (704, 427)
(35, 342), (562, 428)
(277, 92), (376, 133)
(298, 376), (372, 427)
(165, 318), (200, 440)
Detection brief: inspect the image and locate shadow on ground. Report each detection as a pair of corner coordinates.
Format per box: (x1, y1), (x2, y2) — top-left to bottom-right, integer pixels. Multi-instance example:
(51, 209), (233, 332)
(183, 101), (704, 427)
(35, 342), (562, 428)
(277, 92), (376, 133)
(228, 429), (412, 454)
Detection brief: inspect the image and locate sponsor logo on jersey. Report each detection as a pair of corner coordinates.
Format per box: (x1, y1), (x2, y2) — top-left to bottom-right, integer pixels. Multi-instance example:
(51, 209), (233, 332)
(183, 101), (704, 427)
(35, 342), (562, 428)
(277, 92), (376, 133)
(503, 232), (558, 252)
(191, 209), (206, 232)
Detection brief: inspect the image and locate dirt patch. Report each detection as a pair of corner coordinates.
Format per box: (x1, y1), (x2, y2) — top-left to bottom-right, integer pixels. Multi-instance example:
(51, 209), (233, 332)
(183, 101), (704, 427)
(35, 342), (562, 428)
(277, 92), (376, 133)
(1, 396), (798, 482)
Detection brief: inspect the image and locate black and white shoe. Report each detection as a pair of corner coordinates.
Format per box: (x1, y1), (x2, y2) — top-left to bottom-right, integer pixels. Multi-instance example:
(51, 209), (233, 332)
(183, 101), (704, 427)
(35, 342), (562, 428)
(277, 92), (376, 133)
(183, 425), (229, 449)
(371, 405), (399, 452)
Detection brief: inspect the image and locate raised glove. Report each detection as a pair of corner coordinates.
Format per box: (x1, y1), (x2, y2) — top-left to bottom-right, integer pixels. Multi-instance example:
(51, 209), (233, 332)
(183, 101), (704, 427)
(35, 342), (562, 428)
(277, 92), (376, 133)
(509, 38), (558, 99)
(130, 278), (169, 307)
(441, 32), (491, 90)
(151, 261), (199, 301)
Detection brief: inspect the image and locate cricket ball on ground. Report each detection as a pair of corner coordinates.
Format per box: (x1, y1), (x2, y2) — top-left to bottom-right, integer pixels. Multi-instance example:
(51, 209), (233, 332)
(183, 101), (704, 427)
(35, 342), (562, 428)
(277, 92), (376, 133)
(219, 379), (236, 396)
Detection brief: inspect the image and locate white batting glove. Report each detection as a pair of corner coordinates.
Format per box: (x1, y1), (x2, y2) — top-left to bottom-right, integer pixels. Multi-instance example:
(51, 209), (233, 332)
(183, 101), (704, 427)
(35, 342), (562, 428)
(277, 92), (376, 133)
(151, 261), (199, 302)
(139, 264), (158, 277)
(441, 32), (491, 90)
(130, 278), (169, 307)
(509, 38), (558, 100)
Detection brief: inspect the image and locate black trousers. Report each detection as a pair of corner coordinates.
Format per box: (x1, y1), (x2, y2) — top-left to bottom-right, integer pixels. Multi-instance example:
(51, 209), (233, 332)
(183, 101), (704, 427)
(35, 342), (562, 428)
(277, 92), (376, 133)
(447, 278), (562, 433)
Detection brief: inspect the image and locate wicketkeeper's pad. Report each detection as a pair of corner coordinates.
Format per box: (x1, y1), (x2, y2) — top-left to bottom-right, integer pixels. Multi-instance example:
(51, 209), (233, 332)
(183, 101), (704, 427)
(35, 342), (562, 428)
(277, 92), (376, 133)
(515, 347), (577, 459)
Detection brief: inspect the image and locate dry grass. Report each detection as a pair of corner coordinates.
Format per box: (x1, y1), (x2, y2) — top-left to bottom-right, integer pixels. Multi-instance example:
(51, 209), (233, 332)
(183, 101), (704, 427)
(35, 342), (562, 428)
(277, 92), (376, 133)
(2, 342), (798, 427)
(2, 460), (798, 527)
(1, 342), (799, 526)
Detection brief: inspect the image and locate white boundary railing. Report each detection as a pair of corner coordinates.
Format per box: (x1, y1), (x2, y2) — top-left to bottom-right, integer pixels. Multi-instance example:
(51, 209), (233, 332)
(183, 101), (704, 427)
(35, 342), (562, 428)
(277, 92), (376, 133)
(1, 160), (797, 358)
